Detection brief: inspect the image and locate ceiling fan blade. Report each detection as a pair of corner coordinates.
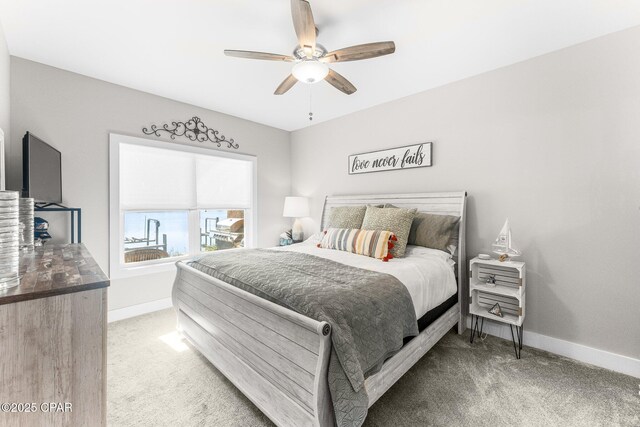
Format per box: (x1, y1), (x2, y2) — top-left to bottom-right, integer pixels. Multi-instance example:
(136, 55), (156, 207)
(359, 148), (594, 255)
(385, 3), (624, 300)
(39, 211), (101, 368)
(325, 69), (357, 95)
(291, 0), (316, 58)
(321, 41), (396, 63)
(274, 74), (298, 95)
(224, 50), (294, 62)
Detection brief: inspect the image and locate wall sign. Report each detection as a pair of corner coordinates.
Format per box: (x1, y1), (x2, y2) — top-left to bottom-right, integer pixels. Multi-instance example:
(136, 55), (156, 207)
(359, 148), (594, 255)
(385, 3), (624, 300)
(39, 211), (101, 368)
(348, 142), (432, 175)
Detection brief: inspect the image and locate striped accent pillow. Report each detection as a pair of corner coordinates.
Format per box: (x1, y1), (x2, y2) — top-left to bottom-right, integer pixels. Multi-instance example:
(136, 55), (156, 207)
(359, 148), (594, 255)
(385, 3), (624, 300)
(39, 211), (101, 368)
(318, 228), (398, 262)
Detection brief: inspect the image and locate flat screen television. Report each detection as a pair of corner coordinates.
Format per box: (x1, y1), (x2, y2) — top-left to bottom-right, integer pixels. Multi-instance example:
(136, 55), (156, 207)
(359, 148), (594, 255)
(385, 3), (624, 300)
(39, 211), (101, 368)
(22, 132), (62, 203)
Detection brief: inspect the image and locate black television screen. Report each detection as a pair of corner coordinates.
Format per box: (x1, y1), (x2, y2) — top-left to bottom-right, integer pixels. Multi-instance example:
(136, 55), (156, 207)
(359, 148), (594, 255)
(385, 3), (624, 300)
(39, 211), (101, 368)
(22, 132), (62, 203)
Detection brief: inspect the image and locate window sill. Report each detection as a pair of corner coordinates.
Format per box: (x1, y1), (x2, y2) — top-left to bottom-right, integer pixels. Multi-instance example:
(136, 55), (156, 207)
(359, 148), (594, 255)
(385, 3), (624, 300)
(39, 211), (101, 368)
(110, 255), (190, 280)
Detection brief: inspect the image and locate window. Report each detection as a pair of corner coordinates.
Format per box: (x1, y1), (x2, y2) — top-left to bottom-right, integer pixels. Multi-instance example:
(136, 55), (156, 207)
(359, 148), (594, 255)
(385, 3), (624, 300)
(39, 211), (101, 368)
(124, 211), (189, 261)
(109, 134), (256, 278)
(200, 209), (245, 252)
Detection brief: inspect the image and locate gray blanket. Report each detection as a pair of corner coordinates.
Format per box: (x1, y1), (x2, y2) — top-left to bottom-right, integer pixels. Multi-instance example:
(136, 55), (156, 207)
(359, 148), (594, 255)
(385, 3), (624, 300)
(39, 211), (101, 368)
(188, 249), (418, 427)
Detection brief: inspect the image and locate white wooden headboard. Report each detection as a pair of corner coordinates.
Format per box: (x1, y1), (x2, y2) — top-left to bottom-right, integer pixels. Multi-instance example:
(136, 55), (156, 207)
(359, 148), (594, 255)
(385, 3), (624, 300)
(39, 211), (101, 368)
(321, 192), (468, 324)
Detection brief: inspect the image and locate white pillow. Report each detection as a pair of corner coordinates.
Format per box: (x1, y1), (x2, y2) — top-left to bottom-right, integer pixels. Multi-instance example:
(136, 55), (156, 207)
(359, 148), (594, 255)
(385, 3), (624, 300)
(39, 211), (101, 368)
(404, 245), (452, 261)
(304, 232), (324, 244)
(406, 245), (457, 269)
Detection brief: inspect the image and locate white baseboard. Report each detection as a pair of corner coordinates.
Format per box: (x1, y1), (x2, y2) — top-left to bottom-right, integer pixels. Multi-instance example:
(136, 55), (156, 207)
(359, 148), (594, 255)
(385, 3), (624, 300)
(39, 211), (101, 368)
(108, 297), (173, 323)
(467, 317), (640, 379)
(107, 300), (639, 378)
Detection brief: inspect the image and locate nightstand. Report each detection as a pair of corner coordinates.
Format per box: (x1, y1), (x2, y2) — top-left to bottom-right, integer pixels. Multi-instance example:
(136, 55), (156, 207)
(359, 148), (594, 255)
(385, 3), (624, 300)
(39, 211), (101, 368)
(469, 257), (526, 358)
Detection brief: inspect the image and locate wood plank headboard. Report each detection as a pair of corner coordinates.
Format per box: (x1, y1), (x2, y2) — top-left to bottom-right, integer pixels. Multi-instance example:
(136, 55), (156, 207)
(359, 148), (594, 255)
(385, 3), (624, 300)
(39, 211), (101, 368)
(320, 192), (468, 326)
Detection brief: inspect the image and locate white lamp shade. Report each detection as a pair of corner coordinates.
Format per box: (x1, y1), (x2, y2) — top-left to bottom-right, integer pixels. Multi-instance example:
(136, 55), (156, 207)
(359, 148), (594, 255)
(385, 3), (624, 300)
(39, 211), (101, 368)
(283, 196), (309, 218)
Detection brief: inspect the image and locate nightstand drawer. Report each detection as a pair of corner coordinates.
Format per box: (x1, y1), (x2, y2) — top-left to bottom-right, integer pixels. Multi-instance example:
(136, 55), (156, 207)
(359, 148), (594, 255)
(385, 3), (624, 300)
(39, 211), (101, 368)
(470, 291), (523, 324)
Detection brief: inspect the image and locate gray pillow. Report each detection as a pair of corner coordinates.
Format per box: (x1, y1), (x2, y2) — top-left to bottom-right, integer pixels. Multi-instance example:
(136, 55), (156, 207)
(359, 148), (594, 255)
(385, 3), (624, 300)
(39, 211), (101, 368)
(408, 213), (460, 252)
(384, 204), (460, 253)
(327, 205), (367, 229)
(446, 222), (460, 255)
(361, 206), (417, 258)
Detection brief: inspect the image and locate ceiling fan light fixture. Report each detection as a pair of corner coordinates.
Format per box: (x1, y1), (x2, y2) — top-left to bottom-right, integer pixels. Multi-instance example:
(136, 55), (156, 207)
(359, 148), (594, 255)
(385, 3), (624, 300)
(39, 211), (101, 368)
(224, 0), (395, 95)
(292, 60), (329, 84)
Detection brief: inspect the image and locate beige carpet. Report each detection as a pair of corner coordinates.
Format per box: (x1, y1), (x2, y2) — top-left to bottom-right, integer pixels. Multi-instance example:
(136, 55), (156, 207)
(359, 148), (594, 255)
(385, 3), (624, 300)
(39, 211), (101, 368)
(108, 309), (639, 427)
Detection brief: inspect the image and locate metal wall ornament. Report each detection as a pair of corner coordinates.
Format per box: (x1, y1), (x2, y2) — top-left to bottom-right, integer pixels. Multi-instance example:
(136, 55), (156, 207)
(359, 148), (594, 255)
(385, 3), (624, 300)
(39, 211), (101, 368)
(142, 117), (239, 149)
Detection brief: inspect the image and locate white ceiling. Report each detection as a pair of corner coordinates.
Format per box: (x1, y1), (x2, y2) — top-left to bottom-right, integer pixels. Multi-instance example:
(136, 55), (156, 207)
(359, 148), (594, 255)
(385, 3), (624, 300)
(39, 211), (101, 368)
(1, 0), (640, 131)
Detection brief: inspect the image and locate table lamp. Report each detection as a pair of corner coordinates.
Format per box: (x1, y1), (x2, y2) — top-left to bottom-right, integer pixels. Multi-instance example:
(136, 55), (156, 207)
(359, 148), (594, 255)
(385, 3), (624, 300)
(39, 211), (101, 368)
(283, 196), (309, 243)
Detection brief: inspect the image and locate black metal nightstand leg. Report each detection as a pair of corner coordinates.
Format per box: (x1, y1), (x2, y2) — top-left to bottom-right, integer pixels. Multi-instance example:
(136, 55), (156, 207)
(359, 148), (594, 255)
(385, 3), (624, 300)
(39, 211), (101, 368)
(470, 315), (485, 344)
(470, 315), (476, 343)
(509, 325), (518, 359)
(510, 324), (523, 359)
(518, 324), (523, 350)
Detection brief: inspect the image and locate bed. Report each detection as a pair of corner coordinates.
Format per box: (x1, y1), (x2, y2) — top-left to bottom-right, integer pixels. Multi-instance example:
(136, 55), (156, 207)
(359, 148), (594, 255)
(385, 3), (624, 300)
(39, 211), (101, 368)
(172, 192), (468, 427)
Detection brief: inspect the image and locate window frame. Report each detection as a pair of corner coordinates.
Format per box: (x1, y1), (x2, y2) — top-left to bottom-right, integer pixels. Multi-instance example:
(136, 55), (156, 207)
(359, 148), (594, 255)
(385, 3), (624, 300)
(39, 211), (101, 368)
(109, 133), (257, 279)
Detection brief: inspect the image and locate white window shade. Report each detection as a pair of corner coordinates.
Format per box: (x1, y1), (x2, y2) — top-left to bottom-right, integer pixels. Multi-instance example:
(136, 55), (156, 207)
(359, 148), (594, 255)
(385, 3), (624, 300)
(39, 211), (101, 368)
(120, 143), (196, 210)
(196, 155), (253, 209)
(119, 142), (254, 211)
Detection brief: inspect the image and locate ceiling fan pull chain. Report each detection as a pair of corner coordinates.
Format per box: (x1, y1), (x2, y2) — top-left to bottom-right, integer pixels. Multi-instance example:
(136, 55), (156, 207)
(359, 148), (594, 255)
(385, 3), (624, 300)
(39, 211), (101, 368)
(309, 86), (313, 122)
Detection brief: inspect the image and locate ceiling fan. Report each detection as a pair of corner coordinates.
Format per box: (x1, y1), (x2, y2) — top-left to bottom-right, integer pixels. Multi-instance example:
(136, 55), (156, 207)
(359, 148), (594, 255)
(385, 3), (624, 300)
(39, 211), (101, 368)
(224, 0), (395, 95)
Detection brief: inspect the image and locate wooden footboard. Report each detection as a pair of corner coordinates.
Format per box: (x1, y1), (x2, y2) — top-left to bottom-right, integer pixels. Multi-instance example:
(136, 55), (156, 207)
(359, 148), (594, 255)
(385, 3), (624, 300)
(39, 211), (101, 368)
(172, 262), (334, 427)
(173, 261), (462, 427)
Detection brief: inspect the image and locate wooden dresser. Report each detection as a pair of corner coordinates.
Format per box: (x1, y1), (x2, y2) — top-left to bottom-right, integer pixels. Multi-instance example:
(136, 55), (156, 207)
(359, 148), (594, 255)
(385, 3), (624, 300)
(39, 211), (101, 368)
(0, 244), (109, 427)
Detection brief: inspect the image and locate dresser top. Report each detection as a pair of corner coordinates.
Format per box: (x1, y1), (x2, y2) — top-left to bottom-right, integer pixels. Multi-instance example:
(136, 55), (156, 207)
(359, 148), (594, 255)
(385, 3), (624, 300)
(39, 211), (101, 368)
(0, 244), (109, 305)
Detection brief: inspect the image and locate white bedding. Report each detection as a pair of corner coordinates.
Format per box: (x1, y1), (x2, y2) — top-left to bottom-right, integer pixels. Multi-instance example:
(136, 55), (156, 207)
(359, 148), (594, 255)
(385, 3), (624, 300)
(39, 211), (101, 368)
(274, 234), (457, 318)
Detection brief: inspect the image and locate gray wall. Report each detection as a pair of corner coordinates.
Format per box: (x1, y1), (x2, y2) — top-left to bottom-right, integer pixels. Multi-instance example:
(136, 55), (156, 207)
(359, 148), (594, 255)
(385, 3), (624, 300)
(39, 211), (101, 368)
(8, 57), (291, 310)
(6, 27), (639, 359)
(0, 21), (9, 179)
(291, 27), (640, 359)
